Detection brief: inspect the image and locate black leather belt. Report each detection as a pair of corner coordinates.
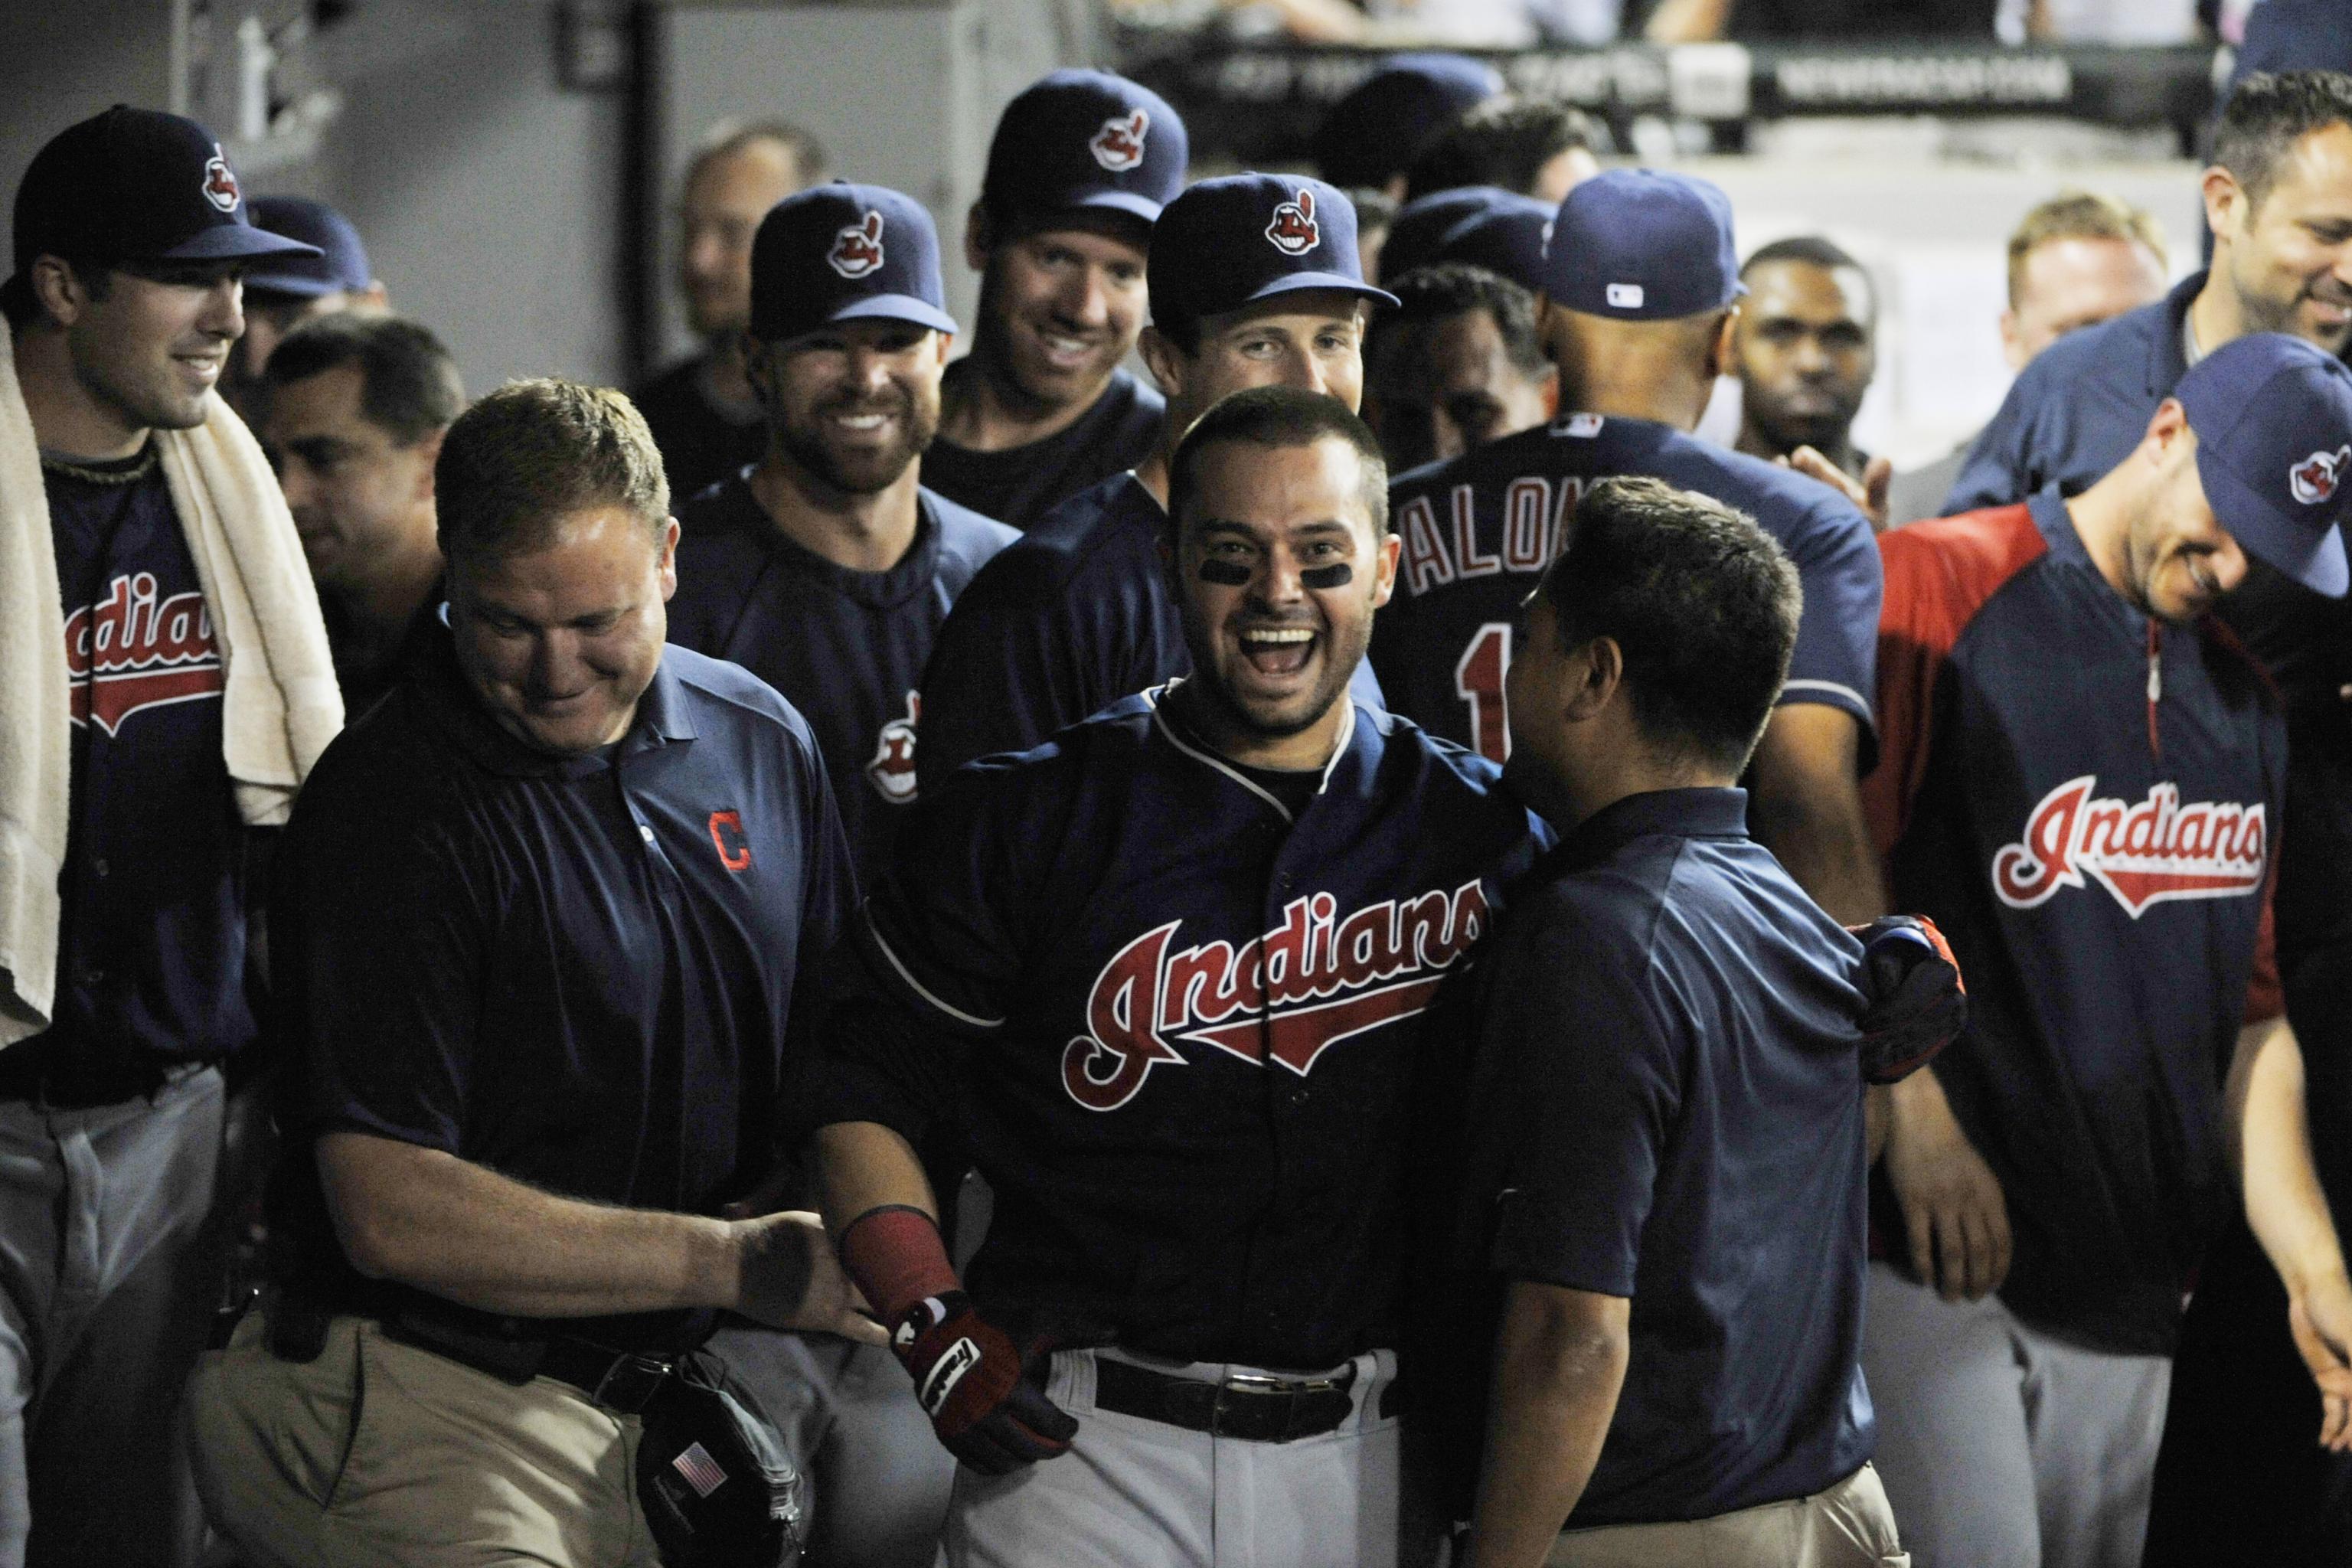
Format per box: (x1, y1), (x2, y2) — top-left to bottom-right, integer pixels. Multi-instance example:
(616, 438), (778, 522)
(0, 1043), (211, 1109)
(534, 1338), (675, 1415)
(1093, 1357), (1364, 1443)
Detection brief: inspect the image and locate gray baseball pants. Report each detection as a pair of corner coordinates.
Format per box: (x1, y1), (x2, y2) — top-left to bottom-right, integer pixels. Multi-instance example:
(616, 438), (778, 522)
(1860, 1261), (2170, 1568)
(940, 1345), (1408, 1568)
(0, 1065), (234, 1568)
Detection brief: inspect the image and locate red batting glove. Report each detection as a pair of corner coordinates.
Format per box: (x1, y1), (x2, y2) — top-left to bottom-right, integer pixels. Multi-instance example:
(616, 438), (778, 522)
(892, 1291), (1077, 1474)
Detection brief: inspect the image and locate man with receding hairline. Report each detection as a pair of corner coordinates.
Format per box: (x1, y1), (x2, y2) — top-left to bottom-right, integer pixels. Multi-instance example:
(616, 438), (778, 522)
(637, 118), (828, 501)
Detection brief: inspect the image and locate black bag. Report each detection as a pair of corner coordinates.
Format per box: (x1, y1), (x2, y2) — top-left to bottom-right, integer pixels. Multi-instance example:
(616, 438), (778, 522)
(636, 1348), (808, 1568)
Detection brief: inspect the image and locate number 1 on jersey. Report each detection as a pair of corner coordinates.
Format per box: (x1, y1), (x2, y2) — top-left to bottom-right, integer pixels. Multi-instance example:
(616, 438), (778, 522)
(1455, 622), (1511, 763)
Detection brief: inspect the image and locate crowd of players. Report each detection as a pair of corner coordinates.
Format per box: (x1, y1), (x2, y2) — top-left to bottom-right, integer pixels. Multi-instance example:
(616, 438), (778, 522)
(2, 29), (2352, 1568)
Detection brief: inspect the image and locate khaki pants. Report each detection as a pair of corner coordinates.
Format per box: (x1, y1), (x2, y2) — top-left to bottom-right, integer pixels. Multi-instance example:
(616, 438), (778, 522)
(186, 1313), (663, 1568)
(1546, 1464), (1909, 1568)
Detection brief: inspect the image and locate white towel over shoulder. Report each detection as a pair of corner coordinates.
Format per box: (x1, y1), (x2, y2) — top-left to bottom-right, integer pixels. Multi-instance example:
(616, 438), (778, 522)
(0, 319), (342, 1047)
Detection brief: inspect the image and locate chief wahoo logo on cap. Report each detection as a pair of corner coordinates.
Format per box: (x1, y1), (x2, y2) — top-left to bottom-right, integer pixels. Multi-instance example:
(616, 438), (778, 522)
(201, 142), (240, 213)
(828, 211), (885, 279)
(1090, 109), (1150, 172)
(1265, 187), (1319, 256)
(2291, 445), (2350, 505)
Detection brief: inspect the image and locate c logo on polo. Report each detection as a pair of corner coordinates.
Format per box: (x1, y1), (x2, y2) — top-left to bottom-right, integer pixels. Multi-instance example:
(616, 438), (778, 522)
(1089, 108), (1149, 172)
(1264, 188), (1319, 256)
(2290, 445), (2349, 506)
(707, 810), (753, 872)
(828, 211), (886, 279)
(867, 691), (920, 803)
(1991, 776), (2265, 919)
(201, 144), (240, 212)
(1060, 881), (1489, 1112)
(64, 571), (224, 735)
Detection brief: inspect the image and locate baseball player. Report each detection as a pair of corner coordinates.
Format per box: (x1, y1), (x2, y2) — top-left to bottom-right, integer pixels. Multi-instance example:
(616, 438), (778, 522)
(923, 70), (1186, 531)
(1861, 333), (2352, 1568)
(1364, 262), (1555, 475)
(815, 387), (1547, 1568)
(914, 174), (1394, 797)
(668, 182), (1014, 883)
(1374, 168), (1887, 924)
(0, 106), (335, 1567)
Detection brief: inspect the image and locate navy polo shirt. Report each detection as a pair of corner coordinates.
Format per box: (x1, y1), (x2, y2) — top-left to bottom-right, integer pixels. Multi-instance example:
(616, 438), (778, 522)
(285, 627), (855, 1345)
(1462, 787), (1875, 1526)
(915, 473), (1387, 795)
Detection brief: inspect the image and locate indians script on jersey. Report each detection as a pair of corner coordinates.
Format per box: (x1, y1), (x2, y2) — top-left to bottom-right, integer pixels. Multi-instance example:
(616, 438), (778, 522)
(65, 571), (224, 736)
(1992, 775), (2266, 918)
(1062, 880), (1490, 1111)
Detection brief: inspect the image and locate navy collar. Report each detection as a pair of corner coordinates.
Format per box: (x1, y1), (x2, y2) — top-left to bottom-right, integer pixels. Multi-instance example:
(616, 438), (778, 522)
(2027, 483), (2094, 569)
(1145, 678), (1369, 826)
(414, 622), (694, 780)
(2145, 270), (2204, 400)
(1544, 786), (1749, 876)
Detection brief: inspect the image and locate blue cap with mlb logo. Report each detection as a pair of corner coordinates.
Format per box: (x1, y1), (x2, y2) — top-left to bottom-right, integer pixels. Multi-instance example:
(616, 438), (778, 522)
(1542, 168), (1743, 321)
(748, 181), (959, 344)
(2174, 332), (2352, 597)
(1148, 175), (1399, 332)
(982, 69), (1188, 227)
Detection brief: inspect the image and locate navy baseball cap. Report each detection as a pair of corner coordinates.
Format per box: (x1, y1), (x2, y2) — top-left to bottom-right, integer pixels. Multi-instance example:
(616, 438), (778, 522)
(1437, 192), (1553, 292)
(982, 69), (1187, 227)
(2174, 332), (2352, 597)
(1378, 187), (1511, 284)
(1150, 175), (1398, 330)
(748, 182), (958, 343)
(8, 106), (318, 291)
(1315, 54), (1504, 191)
(1544, 168), (1745, 321)
(243, 197), (371, 299)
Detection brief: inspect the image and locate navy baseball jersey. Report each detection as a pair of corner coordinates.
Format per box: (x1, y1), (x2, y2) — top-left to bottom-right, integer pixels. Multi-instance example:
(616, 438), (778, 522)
(1867, 491), (2284, 1356)
(921, 364), (1165, 532)
(824, 685), (1546, 1370)
(914, 473), (1386, 796)
(1374, 413), (1882, 769)
(41, 449), (251, 1067)
(668, 475), (1016, 880)
(1464, 787), (1875, 1527)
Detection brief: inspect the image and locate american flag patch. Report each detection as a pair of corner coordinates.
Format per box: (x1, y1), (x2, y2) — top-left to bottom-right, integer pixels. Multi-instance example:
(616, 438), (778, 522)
(672, 1442), (728, 1498)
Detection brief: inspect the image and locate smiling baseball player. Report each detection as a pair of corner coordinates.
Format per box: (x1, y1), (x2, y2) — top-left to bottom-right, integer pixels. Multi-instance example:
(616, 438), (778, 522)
(815, 386), (1546, 1568)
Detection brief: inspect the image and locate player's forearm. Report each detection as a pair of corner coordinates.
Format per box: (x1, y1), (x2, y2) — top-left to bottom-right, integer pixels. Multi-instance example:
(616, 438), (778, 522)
(316, 1131), (743, 1318)
(1747, 707), (1886, 926)
(2230, 1021), (2350, 1301)
(814, 1119), (940, 1236)
(1462, 1283), (1630, 1568)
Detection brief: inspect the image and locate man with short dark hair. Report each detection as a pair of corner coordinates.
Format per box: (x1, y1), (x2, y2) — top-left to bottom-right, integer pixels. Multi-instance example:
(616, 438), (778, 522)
(1733, 236), (1884, 507)
(815, 384), (1545, 1567)
(1404, 95), (1602, 206)
(1863, 333), (2352, 1567)
(635, 118), (828, 501)
(915, 174), (1395, 794)
(922, 70), (1185, 531)
(669, 183), (1013, 884)
(188, 377), (884, 1566)
(259, 312), (463, 711)
(225, 196), (387, 413)
(1365, 261), (1555, 474)
(1376, 170), (1887, 929)
(0, 106), (338, 1568)
(1454, 475), (1906, 1567)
